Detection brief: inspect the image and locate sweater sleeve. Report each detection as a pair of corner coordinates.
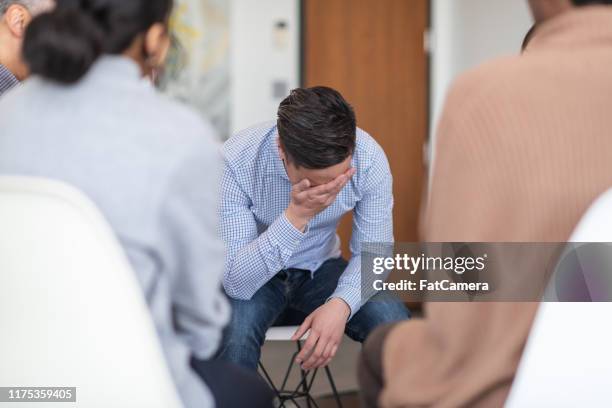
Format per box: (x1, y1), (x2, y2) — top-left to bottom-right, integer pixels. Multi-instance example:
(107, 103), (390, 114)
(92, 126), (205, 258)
(157, 139), (230, 360)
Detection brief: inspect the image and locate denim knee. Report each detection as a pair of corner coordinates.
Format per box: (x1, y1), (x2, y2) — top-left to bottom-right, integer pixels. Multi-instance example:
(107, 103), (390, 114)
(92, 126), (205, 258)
(223, 300), (270, 347)
(217, 298), (277, 369)
(346, 297), (410, 342)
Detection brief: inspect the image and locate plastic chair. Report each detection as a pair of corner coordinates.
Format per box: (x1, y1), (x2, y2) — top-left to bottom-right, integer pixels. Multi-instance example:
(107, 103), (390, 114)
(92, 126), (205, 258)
(0, 176), (182, 408)
(506, 188), (612, 407)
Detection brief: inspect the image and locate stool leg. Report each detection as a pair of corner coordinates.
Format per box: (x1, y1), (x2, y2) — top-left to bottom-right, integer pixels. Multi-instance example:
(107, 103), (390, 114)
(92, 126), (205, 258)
(324, 365), (343, 408)
(258, 361), (283, 403)
(280, 350), (299, 392)
(296, 341), (313, 408)
(261, 338), (336, 408)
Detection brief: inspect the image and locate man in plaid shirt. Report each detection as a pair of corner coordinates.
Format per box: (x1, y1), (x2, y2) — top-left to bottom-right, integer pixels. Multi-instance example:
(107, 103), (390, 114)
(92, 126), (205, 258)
(0, 0), (54, 97)
(217, 87), (409, 371)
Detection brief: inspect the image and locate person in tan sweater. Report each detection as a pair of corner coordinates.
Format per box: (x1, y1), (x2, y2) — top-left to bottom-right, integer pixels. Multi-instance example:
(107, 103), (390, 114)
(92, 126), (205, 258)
(358, 0), (612, 407)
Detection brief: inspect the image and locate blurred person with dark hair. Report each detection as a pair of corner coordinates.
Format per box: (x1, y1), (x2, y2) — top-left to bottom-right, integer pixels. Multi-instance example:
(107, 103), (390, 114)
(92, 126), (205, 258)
(359, 0), (612, 407)
(217, 86), (409, 372)
(0, 0), (273, 407)
(0, 0), (53, 96)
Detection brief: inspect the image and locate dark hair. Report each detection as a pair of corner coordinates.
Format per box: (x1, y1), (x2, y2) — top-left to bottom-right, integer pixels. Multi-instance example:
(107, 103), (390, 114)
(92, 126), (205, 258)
(277, 87), (357, 169)
(23, 0), (173, 84)
(572, 0), (612, 4)
(521, 24), (537, 51)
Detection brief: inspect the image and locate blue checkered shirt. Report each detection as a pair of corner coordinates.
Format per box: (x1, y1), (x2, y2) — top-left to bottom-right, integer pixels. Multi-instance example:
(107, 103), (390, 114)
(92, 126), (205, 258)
(220, 121), (394, 317)
(0, 64), (19, 98)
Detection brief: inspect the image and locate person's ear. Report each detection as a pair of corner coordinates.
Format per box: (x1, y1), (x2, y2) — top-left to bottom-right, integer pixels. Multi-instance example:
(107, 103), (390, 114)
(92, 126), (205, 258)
(5, 4), (32, 38)
(144, 23), (171, 68)
(277, 139), (288, 162)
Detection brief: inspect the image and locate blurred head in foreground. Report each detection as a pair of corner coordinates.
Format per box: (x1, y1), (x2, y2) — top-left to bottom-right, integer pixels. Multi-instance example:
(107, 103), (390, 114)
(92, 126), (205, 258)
(528, 0), (612, 23)
(0, 0), (54, 81)
(23, 0), (173, 85)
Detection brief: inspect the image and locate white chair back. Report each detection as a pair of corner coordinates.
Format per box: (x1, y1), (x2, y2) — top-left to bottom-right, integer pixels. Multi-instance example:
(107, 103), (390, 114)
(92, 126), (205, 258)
(506, 189), (612, 407)
(0, 176), (182, 408)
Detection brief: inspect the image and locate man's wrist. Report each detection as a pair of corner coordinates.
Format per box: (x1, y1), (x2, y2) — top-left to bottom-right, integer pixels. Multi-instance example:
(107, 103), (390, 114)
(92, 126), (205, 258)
(285, 206), (311, 232)
(329, 297), (351, 320)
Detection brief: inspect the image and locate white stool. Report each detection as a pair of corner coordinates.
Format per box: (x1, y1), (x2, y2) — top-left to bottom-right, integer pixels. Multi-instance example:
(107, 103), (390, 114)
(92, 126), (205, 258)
(259, 326), (343, 407)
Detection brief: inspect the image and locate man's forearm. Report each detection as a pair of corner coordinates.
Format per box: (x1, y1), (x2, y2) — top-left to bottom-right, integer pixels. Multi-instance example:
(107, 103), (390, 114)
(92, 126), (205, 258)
(330, 256), (363, 319)
(224, 212), (306, 299)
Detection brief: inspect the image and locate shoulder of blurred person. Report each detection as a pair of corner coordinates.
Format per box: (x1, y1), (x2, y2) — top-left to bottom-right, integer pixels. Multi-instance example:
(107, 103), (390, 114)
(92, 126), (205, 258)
(0, 56), (220, 159)
(439, 4), (612, 140)
(427, 4), (612, 241)
(147, 84), (222, 163)
(0, 58), (223, 267)
(436, 54), (532, 140)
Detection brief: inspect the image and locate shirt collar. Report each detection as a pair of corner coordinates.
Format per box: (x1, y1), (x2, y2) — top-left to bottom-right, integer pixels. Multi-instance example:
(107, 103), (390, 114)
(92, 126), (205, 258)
(526, 5), (612, 53)
(270, 126), (290, 180)
(0, 64), (19, 97)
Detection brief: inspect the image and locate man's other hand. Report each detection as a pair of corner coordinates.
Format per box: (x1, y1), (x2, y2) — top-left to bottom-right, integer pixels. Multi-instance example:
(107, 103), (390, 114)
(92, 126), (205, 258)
(291, 298), (351, 370)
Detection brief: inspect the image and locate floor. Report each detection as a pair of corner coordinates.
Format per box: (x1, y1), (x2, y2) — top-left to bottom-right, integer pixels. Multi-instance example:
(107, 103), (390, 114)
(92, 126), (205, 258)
(260, 336), (362, 407)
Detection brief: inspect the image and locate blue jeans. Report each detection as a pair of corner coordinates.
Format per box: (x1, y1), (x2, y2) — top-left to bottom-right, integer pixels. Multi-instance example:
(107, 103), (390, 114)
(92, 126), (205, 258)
(216, 257), (410, 370)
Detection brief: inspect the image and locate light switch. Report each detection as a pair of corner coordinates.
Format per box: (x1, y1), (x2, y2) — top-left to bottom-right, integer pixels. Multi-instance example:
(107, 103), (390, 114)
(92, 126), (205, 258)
(272, 80), (289, 99)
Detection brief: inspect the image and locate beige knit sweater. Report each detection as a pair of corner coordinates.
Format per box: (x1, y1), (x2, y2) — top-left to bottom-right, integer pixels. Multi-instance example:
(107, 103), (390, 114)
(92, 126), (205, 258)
(381, 6), (612, 408)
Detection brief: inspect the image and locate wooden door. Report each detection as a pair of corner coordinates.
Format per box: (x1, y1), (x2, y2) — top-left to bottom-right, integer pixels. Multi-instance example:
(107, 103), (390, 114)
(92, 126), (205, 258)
(303, 0), (429, 254)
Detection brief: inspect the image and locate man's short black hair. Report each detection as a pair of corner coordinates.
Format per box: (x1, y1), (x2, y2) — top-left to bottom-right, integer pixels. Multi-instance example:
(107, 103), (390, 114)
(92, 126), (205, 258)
(277, 86), (357, 169)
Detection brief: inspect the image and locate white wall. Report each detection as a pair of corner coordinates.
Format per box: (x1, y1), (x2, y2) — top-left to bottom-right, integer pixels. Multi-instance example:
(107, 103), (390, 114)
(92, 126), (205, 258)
(229, 0), (301, 136)
(430, 0), (533, 153)
(230, 0), (531, 147)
